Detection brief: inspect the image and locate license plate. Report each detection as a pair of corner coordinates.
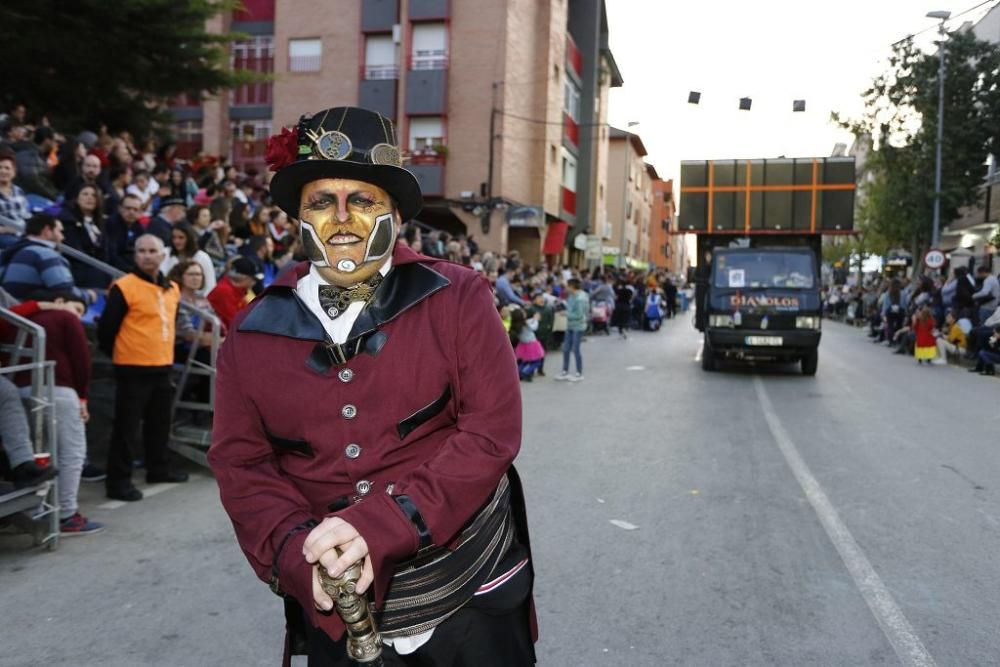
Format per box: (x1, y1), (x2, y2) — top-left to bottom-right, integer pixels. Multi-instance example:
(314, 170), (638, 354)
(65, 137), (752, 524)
(745, 336), (783, 346)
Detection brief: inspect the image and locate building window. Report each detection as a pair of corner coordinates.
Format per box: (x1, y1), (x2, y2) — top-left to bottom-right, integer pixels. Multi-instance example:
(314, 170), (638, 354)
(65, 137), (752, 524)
(231, 36), (274, 106)
(561, 149), (577, 192)
(563, 80), (581, 122)
(365, 35), (398, 79)
(289, 38), (322, 72)
(550, 145), (557, 163)
(599, 184), (604, 200)
(172, 121), (203, 159)
(409, 116), (444, 150)
(411, 23), (448, 70)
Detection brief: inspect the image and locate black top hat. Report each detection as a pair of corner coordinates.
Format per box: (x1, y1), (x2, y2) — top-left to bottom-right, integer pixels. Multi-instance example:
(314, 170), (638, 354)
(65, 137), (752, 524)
(268, 107), (422, 222)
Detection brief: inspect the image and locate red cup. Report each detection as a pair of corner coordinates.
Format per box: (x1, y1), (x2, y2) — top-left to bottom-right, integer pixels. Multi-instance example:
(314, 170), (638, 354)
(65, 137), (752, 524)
(33, 453), (52, 469)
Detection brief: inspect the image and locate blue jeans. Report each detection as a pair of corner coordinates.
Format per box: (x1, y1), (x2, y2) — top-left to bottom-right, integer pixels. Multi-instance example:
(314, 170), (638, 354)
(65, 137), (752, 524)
(562, 329), (583, 374)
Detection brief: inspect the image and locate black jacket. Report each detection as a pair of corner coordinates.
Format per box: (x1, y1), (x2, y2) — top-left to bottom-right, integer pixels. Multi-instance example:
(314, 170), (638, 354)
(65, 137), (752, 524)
(57, 206), (110, 288)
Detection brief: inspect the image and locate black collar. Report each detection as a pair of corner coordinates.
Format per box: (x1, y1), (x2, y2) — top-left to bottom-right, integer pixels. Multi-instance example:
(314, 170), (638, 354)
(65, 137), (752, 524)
(237, 262), (451, 342)
(131, 268), (171, 289)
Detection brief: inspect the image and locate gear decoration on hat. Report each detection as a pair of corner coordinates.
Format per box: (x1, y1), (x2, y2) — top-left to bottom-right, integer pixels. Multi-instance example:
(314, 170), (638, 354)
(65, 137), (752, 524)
(369, 143), (402, 167)
(305, 127), (353, 161)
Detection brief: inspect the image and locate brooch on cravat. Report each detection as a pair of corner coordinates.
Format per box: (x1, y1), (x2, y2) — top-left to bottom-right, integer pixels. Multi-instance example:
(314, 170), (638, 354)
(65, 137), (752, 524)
(317, 273), (383, 319)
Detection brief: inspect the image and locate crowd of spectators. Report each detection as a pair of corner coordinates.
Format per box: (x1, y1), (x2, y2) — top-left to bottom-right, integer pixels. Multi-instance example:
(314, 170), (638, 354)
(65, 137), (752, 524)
(0, 102), (690, 537)
(822, 264), (1000, 374)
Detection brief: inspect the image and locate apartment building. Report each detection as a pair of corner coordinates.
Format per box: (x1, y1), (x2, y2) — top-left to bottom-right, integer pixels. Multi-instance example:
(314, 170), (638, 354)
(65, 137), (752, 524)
(170, 0), (623, 263)
(606, 127), (656, 270)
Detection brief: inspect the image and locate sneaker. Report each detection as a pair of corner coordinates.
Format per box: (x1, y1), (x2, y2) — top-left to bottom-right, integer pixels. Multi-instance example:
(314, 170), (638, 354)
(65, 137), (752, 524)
(80, 462), (106, 483)
(12, 461), (58, 489)
(554, 371), (570, 381)
(569, 373), (584, 382)
(60, 513), (105, 536)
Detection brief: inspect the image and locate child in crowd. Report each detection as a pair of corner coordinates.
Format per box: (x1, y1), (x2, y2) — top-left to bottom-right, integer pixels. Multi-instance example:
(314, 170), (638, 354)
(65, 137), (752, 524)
(510, 308), (545, 381)
(912, 305), (937, 365)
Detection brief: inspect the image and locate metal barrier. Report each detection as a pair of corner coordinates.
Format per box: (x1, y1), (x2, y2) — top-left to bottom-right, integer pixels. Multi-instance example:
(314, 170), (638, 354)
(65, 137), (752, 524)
(0, 307), (59, 550)
(60, 244), (223, 465)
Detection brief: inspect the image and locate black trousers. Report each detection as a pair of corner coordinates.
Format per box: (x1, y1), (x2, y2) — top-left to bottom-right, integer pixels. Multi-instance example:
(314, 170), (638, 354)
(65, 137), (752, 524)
(106, 369), (174, 490)
(306, 602), (534, 667)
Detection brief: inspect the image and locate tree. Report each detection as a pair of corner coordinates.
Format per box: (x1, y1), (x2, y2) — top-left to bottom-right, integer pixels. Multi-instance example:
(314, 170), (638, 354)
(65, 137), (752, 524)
(0, 0), (258, 139)
(836, 30), (1000, 257)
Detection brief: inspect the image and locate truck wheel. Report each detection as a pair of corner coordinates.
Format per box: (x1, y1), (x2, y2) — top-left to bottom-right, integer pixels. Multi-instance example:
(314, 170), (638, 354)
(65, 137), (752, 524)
(702, 339), (716, 371)
(801, 349), (818, 376)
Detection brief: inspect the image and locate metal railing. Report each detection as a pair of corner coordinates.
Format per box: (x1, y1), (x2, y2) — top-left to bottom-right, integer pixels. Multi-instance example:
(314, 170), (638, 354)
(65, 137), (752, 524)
(364, 64), (399, 80)
(59, 245), (223, 464)
(0, 307), (59, 550)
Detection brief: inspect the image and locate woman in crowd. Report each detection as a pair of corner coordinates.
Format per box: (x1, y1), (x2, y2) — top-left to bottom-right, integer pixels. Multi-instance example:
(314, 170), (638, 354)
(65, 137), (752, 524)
(510, 307), (545, 381)
(168, 167), (197, 207)
(167, 260), (221, 407)
(58, 184), (109, 288)
(912, 305), (938, 365)
(882, 279), (907, 344)
(612, 280), (632, 339)
(160, 221), (217, 295)
(187, 204), (230, 269)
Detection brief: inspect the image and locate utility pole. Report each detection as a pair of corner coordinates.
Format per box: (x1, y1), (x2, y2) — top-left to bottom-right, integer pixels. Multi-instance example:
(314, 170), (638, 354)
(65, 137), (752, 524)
(482, 81), (499, 235)
(929, 11), (950, 248)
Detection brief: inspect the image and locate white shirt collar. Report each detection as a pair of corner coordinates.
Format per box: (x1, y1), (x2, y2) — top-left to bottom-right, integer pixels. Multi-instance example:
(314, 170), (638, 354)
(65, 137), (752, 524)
(295, 258), (393, 345)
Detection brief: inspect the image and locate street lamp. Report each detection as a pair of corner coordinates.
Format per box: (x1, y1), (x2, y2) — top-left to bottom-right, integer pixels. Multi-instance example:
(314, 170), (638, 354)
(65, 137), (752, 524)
(927, 9), (950, 248)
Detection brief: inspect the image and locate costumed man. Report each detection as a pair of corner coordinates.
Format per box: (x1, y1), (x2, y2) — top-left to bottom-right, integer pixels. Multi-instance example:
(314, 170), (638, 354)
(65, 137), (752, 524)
(208, 107), (536, 667)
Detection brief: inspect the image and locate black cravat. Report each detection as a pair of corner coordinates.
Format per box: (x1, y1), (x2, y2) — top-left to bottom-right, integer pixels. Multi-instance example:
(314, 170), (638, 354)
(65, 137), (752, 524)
(317, 273), (383, 320)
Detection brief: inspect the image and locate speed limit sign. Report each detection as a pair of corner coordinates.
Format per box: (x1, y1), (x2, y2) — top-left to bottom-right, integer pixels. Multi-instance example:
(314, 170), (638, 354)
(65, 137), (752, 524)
(924, 249), (946, 269)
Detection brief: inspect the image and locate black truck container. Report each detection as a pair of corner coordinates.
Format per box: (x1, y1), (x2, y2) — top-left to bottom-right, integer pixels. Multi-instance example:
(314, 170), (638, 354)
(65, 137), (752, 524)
(681, 157), (856, 375)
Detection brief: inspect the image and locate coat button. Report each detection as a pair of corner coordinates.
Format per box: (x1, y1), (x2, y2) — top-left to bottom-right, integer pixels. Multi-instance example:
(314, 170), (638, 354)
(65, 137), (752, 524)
(341, 404), (357, 419)
(338, 368), (354, 383)
(345, 443), (361, 459)
(355, 480), (372, 496)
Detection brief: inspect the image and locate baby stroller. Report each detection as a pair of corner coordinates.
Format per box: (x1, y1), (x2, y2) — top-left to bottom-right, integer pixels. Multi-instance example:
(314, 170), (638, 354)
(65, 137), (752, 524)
(591, 302), (611, 335)
(644, 292), (664, 331)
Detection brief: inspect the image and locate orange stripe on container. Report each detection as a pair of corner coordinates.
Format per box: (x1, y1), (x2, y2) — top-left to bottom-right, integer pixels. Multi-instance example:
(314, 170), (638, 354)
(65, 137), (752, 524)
(707, 161), (715, 233)
(744, 160), (752, 232)
(810, 159), (818, 233)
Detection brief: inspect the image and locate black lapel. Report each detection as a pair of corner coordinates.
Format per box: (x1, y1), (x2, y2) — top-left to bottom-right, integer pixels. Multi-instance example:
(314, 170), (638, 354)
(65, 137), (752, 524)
(347, 263), (451, 339)
(237, 288), (326, 341)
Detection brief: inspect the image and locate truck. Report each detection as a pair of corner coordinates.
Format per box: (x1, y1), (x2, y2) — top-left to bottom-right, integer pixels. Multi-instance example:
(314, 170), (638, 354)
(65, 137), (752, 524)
(680, 157), (856, 375)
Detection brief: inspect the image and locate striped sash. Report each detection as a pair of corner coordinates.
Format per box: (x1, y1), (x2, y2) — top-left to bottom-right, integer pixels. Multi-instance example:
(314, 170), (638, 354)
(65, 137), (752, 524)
(378, 476), (514, 637)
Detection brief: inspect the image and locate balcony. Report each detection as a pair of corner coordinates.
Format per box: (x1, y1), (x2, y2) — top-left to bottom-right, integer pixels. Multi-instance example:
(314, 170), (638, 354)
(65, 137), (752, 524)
(409, 0), (449, 20)
(563, 113), (579, 147)
(411, 49), (448, 71)
(561, 187), (576, 216)
(566, 34), (583, 78)
(362, 0), (398, 32)
(406, 68), (447, 115)
(359, 78), (397, 120)
(232, 55), (274, 106)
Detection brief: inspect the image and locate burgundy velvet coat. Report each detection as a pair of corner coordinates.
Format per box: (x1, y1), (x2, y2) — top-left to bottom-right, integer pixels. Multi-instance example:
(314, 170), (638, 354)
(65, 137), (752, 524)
(208, 244), (528, 654)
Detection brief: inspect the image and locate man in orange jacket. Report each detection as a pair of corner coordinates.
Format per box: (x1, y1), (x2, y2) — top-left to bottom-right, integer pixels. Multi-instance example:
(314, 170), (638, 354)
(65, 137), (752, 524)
(97, 234), (188, 501)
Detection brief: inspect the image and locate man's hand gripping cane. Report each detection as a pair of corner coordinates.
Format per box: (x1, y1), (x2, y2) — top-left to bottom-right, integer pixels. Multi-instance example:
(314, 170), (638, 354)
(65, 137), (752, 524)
(304, 517), (383, 664)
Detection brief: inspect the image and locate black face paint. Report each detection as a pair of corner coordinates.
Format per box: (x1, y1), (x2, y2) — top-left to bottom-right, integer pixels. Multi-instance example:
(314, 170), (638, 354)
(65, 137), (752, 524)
(300, 221), (328, 265)
(365, 213), (394, 260)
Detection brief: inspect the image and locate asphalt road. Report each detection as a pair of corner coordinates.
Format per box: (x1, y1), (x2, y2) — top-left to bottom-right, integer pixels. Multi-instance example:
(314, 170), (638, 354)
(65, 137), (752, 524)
(2, 317), (998, 667)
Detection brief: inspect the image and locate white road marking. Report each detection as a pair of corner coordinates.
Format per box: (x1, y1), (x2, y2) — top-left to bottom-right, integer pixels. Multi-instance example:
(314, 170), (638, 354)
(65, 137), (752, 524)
(753, 377), (937, 667)
(96, 476), (201, 510)
(694, 337), (704, 363)
(625, 365), (646, 371)
(609, 519), (638, 531)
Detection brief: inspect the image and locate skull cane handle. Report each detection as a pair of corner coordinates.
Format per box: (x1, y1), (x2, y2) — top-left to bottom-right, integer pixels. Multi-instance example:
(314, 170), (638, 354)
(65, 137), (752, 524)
(318, 549), (384, 665)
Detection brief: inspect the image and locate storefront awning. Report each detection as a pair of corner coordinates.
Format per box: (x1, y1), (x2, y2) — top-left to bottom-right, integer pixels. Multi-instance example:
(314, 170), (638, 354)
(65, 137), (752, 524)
(542, 221), (569, 255)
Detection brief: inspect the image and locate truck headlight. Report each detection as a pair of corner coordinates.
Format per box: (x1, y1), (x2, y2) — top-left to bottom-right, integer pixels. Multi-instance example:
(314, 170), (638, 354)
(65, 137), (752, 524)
(709, 314), (734, 327)
(796, 316), (821, 330)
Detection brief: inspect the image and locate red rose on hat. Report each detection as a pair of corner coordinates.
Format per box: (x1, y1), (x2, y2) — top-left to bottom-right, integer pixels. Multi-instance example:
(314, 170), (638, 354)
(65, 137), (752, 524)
(265, 127), (299, 172)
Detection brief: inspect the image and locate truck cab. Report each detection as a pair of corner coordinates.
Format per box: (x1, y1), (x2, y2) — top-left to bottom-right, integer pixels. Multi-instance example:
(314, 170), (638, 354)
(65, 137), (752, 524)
(699, 246), (821, 375)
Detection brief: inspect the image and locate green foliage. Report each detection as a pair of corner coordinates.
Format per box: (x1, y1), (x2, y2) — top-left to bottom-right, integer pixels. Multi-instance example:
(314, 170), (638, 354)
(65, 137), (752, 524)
(837, 30), (1000, 251)
(0, 0), (259, 138)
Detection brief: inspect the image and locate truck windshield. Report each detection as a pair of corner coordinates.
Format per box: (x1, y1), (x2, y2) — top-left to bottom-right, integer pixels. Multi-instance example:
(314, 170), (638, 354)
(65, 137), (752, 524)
(713, 252), (815, 289)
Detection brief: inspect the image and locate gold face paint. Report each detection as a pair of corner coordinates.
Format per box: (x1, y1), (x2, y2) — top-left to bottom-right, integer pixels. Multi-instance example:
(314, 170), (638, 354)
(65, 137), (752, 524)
(299, 178), (398, 287)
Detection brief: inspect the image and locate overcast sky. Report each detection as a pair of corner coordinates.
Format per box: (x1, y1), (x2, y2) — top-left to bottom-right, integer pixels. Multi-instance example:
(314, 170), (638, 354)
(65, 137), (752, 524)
(605, 0), (996, 185)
